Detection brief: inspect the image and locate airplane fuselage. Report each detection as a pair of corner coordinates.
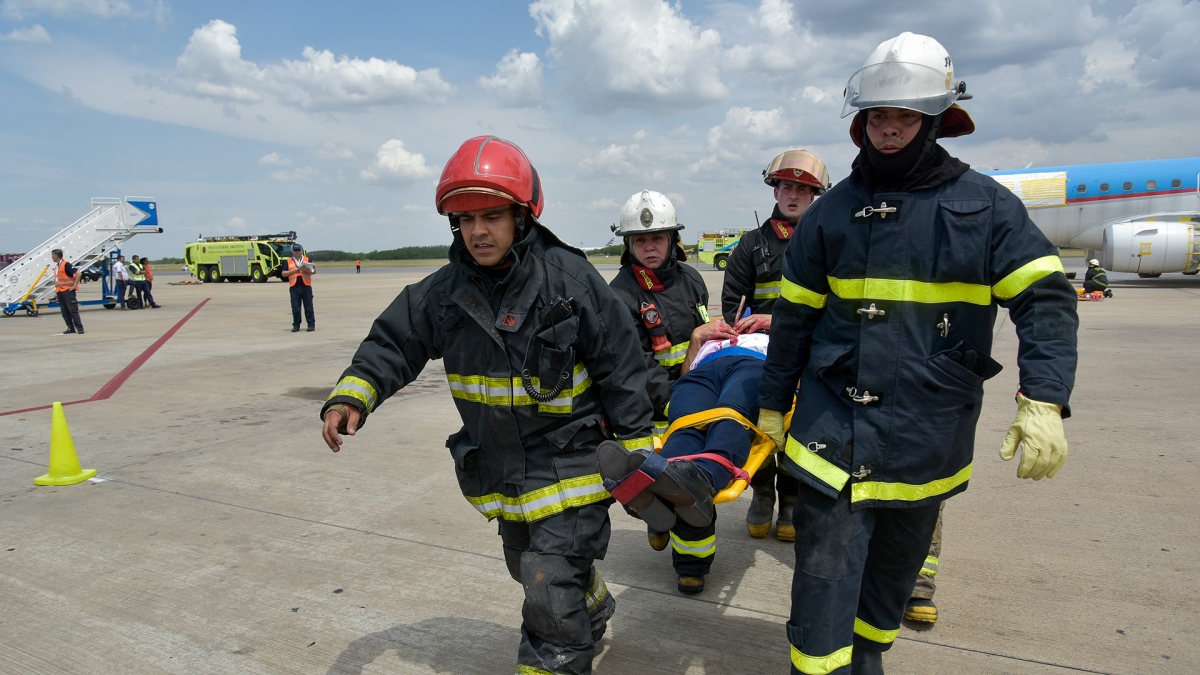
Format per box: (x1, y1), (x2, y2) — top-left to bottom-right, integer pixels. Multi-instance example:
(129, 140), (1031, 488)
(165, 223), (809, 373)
(985, 158), (1200, 276)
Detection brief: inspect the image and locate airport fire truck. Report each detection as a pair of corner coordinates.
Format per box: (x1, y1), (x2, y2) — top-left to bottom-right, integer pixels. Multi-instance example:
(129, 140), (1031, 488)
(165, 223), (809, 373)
(695, 228), (748, 270)
(184, 232), (300, 283)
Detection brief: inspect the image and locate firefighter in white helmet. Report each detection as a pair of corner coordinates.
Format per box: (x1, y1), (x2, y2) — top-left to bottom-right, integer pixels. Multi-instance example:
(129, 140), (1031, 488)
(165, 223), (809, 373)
(607, 189), (733, 594)
(756, 33), (1078, 674)
(721, 149), (830, 543)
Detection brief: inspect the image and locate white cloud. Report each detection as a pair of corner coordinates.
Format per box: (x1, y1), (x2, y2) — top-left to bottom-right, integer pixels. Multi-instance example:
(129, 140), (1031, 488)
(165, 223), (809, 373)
(578, 142), (643, 177)
(359, 139), (434, 183)
(586, 197), (619, 211)
(320, 204), (349, 216)
(1080, 38), (1138, 93)
(258, 152), (290, 166)
(158, 19), (453, 111)
(707, 107), (790, 151)
(479, 49), (543, 106)
(723, 0), (817, 75)
(270, 166), (336, 183)
(312, 141), (355, 162)
(530, 0), (727, 110)
(0, 24), (50, 41)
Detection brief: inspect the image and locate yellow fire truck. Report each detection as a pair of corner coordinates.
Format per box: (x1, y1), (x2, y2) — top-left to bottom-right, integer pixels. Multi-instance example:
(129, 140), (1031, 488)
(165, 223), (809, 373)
(695, 229), (748, 270)
(183, 232), (300, 283)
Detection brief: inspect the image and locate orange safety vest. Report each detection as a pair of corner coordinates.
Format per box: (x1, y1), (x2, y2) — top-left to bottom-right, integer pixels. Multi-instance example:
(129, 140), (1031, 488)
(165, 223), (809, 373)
(287, 256), (312, 287)
(142, 261), (154, 281)
(55, 260), (76, 293)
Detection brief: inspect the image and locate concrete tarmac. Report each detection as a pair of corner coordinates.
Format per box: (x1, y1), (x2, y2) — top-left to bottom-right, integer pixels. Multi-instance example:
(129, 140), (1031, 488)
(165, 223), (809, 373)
(0, 259), (1195, 674)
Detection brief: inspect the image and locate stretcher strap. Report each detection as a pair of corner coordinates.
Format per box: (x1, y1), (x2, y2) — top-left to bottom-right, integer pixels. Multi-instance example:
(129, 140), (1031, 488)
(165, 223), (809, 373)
(604, 451), (667, 505)
(669, 452), (750, 485)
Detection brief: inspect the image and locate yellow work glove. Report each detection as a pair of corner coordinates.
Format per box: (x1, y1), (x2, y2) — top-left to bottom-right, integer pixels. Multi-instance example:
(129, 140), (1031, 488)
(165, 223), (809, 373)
(999, 393), (1068, 480)
(758, 409), (787, 451)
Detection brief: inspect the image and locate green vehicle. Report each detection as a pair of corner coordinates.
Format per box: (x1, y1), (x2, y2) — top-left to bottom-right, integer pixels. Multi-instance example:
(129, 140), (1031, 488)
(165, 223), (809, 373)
(184, 231), (299, 283)
(695, 229), (747, 270)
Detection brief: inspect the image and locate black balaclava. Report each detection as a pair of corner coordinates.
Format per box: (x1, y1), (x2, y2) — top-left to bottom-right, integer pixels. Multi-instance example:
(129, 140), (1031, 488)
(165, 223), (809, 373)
(856, 111), (969, 193)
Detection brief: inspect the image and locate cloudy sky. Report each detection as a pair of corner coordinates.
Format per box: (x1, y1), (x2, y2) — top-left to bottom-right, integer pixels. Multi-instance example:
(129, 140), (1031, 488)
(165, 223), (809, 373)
(2, 0), (1198, 259)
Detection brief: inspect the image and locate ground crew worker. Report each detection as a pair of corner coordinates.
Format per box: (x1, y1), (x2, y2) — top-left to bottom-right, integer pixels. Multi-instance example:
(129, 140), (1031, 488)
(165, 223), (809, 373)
(721, 149), (829, 542)
(51, 248), (84, 334)
(608, 189), (713, 593)
(320, 135), (655, 675)
(1083, 258), (1111, 297)
(756, 33), (1079, 674)
(140, 257), (160, 308)
(127, 255), (147, 309)
(282, 244), (315, 332)
(355, 258), (361, 273)
(112, 254), (129, 310)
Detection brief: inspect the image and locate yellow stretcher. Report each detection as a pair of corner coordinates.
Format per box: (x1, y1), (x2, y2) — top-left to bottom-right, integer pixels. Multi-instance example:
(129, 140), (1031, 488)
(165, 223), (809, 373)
(656, 404), (795, 505)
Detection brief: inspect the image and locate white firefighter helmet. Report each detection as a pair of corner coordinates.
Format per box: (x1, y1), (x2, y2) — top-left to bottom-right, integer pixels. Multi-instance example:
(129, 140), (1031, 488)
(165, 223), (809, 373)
(612, 190), (682, 237)
(763, 150), (830, 192)
(843, 32), (976, 146)
(1089, 259), (1100, 267)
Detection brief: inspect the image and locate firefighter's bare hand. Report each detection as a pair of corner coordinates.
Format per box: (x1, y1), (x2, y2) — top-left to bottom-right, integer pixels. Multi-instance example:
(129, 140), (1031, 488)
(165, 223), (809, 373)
(322, 403), (362, 452)
(693, 319), (738, 344)
(734, 313), (772, 334)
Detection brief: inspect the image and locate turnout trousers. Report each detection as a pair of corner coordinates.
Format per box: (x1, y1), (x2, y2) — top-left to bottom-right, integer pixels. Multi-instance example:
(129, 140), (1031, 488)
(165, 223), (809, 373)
(911, 502), (944, 599)
(661, 355), (761, 577)
(788, 483), (940, 675)
(499, 502), (616, 675)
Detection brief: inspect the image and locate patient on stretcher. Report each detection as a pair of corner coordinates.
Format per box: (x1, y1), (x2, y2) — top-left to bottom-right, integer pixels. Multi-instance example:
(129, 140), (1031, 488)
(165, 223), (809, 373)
(598, 320), (777, 593)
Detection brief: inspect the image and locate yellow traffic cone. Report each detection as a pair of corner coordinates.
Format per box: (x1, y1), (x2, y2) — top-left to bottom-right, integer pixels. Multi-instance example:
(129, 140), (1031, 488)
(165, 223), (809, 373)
(34, 402), (96, 486)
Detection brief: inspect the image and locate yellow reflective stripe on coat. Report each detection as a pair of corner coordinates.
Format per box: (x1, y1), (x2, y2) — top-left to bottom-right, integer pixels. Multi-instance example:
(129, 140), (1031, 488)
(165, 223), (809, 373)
(791, 644), (852, 675)
(670, 532), (716, 558)
(754, 280), (781, 301)
(654, 340), (690, 368)
(921, 555), (939, 577)
(781, 277), (828, 309)
(992, 255), (1065, 300)
(784, 437), (850, 493)
(854, 617), (899, 645)
(619, 435), (655, 452)
(328, 376), (379, 411)
(652, 419), (670, 439)
(585, 572), (609, 613)
(447, 363), (591, 412)
(516, 666), (556, 675)
(851, 463), (972, 503)
(465, 474), (610, 522)
(828, 276), (992, 306)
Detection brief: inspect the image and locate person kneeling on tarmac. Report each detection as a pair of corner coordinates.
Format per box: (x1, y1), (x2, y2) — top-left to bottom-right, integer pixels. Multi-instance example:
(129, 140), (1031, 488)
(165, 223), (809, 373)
(598, 319), (771, 595)
(1083, 258), (1112, 298)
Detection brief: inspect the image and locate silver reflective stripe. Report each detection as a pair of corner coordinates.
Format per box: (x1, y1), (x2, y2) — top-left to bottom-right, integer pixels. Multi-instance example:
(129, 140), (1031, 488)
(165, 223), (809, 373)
(670, 532), (716, 558)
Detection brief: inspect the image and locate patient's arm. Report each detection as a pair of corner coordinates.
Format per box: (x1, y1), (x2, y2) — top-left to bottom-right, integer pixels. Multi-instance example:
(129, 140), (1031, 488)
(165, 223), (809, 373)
(680, 319), (740, 375)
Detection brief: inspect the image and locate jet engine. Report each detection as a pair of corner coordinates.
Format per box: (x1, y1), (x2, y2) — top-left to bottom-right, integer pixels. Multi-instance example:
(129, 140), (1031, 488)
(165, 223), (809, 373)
(1100, 220), (1200, 277)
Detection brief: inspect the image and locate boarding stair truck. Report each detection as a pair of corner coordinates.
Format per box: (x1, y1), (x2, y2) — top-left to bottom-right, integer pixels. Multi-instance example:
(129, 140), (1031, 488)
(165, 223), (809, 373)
(1, 197), (161, 317)
(695, 228), (748, 270)
(184, 231), (298, 283)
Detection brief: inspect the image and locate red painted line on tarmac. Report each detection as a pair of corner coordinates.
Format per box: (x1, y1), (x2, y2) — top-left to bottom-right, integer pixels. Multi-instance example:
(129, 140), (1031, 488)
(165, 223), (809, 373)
(0, 298), (210, 417)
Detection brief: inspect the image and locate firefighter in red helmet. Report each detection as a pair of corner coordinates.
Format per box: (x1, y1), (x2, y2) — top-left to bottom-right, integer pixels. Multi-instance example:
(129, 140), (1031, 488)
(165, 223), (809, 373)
(321, 135), (655, 674)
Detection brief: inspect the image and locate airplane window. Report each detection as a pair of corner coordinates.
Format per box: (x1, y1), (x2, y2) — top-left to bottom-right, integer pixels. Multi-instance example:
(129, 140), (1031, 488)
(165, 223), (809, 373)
(1076, 184), (1086, 194)
(1100, 183), (1110, 192)
(1172, 178), (1182, 188)
(1147, 180), (1157, 190)
(1122, 181), (1132, 191)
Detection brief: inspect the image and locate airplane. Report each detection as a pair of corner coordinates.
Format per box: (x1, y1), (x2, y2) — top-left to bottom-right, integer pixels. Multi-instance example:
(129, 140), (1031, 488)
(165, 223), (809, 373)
(984, 157), (1200, 277)
(580, 237), (617, 253)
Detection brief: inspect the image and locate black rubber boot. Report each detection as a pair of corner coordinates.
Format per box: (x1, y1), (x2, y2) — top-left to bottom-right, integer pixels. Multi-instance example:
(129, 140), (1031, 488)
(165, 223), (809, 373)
(775, 490), (798, 542)
(745, 460), (776, 538)
(851, 647), (884, 675)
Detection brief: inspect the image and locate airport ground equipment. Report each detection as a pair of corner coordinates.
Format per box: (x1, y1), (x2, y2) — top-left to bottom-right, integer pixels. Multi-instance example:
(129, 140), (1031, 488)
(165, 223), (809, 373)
(695, 229), (747, 270)
(1, 197), (161, 317)
(184, 232), (298, 283)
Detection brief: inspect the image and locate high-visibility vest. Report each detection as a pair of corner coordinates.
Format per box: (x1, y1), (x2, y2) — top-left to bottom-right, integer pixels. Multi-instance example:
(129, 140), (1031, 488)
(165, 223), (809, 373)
(287, 256), (311, 287)
(143, 262), (154, 282)
(55, 260), (76, 293)
(128, 262), (146, 282)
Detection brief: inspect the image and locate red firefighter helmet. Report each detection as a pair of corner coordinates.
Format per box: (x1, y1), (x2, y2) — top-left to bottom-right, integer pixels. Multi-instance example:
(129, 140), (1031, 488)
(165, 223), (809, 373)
(435, 135), (544, 217)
